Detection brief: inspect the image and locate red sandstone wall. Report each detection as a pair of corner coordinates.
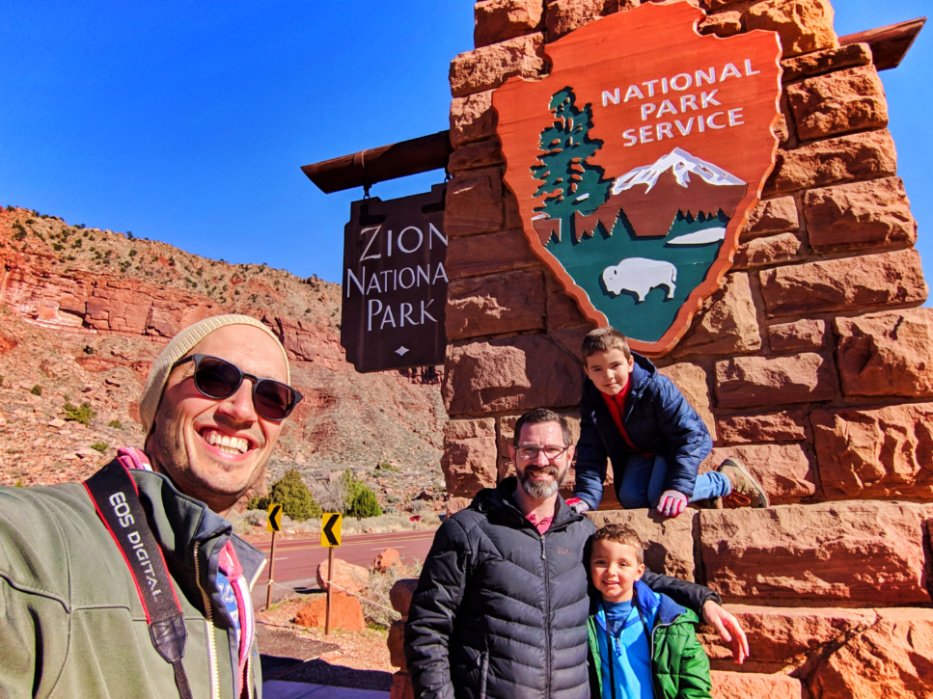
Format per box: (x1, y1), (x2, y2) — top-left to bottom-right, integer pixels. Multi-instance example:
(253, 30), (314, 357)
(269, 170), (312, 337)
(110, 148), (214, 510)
(388, 2), (933, 698)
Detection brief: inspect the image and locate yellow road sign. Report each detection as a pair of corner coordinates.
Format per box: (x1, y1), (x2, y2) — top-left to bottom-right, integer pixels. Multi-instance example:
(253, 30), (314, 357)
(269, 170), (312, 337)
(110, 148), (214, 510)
(321, 512), (342, 547)
(267, 503), (283, 532)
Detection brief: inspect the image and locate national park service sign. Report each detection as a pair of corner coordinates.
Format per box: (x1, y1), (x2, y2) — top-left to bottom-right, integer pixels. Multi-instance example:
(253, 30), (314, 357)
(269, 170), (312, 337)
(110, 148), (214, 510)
(493, 2), (782, 355)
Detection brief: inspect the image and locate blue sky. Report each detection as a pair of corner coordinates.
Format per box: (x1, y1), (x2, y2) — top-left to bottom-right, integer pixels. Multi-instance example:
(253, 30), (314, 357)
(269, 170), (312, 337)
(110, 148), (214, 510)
(1, 1), (929, 304)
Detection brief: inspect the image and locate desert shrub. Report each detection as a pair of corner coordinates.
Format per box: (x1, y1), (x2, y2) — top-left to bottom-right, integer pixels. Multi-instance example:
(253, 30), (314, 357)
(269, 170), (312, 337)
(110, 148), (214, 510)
(265, 468), (321, 521)
(363, 559), (422, 628)
(30, 385), (42, 396)
(90, 441), (108, 453)
(63, 401), (95, 426)
(342, 470), (383, 519)
(107, 419), (123, 429)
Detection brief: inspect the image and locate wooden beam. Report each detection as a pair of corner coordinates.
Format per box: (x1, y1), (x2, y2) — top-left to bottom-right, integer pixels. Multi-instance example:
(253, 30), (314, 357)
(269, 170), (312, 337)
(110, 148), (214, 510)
(839, 17), (925, 71)
(301, 130), (451, 194)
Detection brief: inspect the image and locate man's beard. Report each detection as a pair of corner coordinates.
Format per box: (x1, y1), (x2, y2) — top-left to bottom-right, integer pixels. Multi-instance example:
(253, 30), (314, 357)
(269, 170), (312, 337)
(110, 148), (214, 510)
(519, 464), (567, 500)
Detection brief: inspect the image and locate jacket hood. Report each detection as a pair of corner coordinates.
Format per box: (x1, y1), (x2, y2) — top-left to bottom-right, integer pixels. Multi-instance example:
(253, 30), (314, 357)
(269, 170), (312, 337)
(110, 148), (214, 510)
(633, 578), (689, 626)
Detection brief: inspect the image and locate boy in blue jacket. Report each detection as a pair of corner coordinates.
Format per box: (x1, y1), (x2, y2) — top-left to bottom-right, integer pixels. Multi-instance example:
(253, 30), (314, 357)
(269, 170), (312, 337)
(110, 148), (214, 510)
(587, 524), (712, 698)
(569, 327), (768, 517)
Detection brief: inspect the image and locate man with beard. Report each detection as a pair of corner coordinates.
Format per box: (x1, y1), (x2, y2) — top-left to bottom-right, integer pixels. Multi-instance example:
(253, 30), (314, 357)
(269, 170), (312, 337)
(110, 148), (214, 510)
(405, 408), (747, 699)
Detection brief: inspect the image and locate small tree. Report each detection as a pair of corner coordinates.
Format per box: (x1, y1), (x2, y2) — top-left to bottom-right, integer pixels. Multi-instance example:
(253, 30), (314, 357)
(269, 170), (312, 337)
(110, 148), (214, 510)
(341, 470), (383, 519)
(267, 469), (321, 521)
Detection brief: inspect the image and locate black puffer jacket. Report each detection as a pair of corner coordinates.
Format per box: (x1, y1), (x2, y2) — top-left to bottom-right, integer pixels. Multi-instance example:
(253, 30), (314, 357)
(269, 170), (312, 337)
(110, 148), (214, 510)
(405, 478), (595, 699)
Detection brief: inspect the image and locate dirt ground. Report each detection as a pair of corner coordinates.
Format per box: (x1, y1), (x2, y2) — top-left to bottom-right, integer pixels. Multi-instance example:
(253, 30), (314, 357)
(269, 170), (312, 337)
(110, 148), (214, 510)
(257, 594), (395, 691)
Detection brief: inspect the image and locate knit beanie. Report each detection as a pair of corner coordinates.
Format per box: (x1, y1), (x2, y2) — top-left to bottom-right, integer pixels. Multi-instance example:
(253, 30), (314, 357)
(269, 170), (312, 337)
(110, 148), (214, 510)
(139, 314), (290, 435)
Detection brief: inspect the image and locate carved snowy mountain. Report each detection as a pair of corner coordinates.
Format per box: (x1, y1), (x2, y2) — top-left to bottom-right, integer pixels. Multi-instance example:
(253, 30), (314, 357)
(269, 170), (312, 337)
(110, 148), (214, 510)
(573, 147), (748, 239)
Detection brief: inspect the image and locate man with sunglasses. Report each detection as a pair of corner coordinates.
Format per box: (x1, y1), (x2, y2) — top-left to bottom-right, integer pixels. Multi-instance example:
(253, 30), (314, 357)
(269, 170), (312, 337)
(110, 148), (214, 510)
(406, 408), (748, 699)
(0, 314), (301, 698)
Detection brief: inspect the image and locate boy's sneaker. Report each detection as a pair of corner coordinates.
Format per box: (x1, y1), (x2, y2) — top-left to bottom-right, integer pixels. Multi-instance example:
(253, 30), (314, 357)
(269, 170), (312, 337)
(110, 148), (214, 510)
(717, 457), (769, 508)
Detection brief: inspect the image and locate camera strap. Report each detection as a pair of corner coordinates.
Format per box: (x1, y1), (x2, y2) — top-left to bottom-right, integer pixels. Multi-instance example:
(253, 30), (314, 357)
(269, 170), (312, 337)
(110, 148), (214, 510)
(84, 460), (193, 699)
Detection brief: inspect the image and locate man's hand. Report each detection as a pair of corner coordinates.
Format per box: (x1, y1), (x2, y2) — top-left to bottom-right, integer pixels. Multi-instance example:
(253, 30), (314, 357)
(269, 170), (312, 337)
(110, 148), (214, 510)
(701, 600), (748, 664)
(656, 490), (687, 517)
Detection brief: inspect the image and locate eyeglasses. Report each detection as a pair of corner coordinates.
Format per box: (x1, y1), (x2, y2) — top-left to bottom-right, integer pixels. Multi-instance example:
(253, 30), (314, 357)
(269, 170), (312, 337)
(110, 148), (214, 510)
(172, 354), (302, 421)
(516, 444), (570, 461)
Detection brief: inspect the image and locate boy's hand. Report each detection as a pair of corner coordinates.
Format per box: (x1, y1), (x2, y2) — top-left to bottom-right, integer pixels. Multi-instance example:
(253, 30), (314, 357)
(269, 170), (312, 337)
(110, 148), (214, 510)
(657, 490), (687, 517)
(701, 600), (749, 664)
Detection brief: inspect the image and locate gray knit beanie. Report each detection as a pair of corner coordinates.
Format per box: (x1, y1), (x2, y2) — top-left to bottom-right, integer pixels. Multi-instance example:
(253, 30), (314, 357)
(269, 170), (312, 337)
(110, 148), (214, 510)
(139, 314), (290, 435)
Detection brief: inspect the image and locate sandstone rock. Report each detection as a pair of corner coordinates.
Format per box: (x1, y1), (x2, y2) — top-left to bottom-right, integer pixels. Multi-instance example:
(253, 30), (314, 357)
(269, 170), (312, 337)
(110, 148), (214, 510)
(293, 590), (365, 632)
(781, 42), (872, 82)
(715, 410), (809, 445)
(658, 361), (715, 441)
(441, 418), (498, 496)
(588, 509), (696, 582)
(700, 502), (930, 604)
(442, 335), (581, 416)
(316, 557), (370, 594)
(759, 249), (928, 317)
(766, 130), (897, 196)
(390, 672), (414, 699)
(709, 443), (814, 504)
(446, 269), (545, 341)
(444, 228), (536, 279)
(807, 608), (933, 699)
(444, 168), (504, 237)
(474, 0), (543, 47)
(834, 309), (933, 398)
(449, 91), (496, 147)
(812, 403), (933, 500)
(711, 670), (802, 698)
(373, 548), (400, 572)
(699, 10), (742, 37)
(387, 619), (407, 669)
(449, 34), (544, 98)
(714, 353), (835, 408)
(804, 176), (915, 251)
(786, 65), (887, 142)
(389, 578), (419, 617)
(678, 273), (762, 355)
(734, 232), (802, 269)
(544, 0), (627, 40)
(767, 319), (826, 353)
(447, 138), (503, 173)
(746, 0), (837, 58)
(744, 196), (799, 238)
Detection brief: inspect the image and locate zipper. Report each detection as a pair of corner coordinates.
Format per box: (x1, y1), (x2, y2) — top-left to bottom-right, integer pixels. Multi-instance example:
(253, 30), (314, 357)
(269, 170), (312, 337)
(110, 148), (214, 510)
(193, 540), (223, 699)
(540, 531), (552, 697)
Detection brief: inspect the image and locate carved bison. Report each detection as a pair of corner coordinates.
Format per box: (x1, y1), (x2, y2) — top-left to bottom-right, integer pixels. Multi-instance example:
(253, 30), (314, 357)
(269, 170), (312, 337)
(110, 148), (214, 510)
(602, 257), (677, 303)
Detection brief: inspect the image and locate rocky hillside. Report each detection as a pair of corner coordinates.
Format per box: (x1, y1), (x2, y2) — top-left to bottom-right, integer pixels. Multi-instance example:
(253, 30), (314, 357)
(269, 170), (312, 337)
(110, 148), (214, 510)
(0, 206), (448, 512)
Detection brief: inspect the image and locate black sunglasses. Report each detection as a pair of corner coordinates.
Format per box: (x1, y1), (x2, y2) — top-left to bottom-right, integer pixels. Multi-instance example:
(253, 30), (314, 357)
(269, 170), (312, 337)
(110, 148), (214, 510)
(172, 354), (302, 421)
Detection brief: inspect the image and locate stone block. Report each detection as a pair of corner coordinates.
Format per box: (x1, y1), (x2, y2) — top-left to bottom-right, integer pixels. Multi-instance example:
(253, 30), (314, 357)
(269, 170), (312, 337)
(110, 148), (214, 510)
(759, 249), (928, 318)
(446, 269), (546, 341)
(733, 232), (802, 269)
(804, 177), (915, 252)
(700, 502), (930, 605)
(744, 196), (799, 238)
(766, 130), (897, 196)
(658, 361), (715, 441)
(699, 11), (743, 37)
(444, 168), (504, 237)
(812, 403), (933, 500)
(835, 309), (933, 398)
(678, 272), (762, 355)
(786, 65), (887, 142)
(450, 91), (496, 147)
(316, 557), (370, 594)
(587, 508), (696, 582)
(807, 608), (933, 699)
(373, 548), (400, 572)
(443, 335), (581, 416)
(293, 590), (365, 632)
(709, 443), (815, 504)
(389, 578), (419, 617)
(447, 138), (503, 173)
(544, 0), (630, 40)
(387, 619), (407, 669)
(716, 410), (809, 445)
(390, 672), (414, 699)
(781, 42), (872, 82)
(440, 418), (498, 496)
(449, 34), (544, 98)
(445, 228), (538, 280)
(711, 669), (802, 698)
(745, 0), (837, 58)
(714, 353), (835, 408)
(474, 0), (543, 47)
(768, 319), (827, 353)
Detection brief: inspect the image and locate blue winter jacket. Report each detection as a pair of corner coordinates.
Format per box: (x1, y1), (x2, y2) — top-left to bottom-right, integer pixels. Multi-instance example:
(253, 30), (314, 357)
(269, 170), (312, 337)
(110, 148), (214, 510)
(574, 353), (712, 510)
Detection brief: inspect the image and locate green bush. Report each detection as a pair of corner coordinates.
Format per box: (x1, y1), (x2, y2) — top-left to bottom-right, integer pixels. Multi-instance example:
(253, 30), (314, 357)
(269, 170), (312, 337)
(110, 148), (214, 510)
(90, 441), (108, 453)
(63, 401), (95, 426)
(30, 385), (42, 396)
(267, 468), (321, 521)
(342, 470), (383, 519)
(107, 419), (123, 429)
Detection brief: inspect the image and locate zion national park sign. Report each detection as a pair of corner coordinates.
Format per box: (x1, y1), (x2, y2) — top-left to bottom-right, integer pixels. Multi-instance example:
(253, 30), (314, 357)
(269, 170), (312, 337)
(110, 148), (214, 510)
(493, 1), (783, 355)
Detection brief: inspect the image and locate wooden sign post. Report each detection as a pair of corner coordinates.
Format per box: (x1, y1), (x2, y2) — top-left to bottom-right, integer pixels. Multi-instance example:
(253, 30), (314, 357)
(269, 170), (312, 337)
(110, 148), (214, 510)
(320, 513), (343, 635)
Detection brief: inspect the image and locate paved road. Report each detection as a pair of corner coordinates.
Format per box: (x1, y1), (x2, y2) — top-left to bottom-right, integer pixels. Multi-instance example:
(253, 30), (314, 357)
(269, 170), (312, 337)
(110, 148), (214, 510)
(252, 529), (436, 605)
